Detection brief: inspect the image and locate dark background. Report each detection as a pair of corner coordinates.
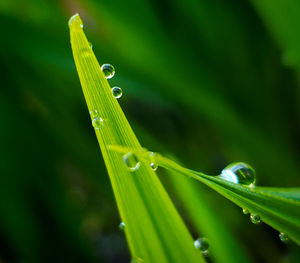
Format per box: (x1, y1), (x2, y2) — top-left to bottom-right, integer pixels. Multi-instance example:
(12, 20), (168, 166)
(0, 0), (299, 262)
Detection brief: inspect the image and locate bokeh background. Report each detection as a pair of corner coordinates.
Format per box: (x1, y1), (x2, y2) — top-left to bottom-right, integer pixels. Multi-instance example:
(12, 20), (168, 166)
(0, 0), (300, 262)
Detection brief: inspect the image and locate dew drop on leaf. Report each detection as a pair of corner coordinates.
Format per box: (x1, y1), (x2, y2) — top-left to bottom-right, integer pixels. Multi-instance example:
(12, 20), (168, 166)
(219, 162), (256, 187)
(111, 86), (122, 99)
(92, 117), (103, 129)
(150, 162), (158, 171)
(119, 222), (126, 231)
(250, 214), (261, 224)
(89, 109), (98, 118)
(242, 208), (249, 215)
(194, 237), (209, 253)
(279, 232), (289, 242)
(123, 152), (140, 171)
(101, 64), (115, 79)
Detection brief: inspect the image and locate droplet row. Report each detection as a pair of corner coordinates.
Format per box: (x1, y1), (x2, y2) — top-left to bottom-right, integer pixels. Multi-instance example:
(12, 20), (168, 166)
(122, 151), (159, 172)
(100, 64), (123, 99)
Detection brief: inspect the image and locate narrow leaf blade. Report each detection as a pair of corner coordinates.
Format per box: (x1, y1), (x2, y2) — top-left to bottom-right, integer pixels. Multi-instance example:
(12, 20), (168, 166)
(69, 14), (203, 262)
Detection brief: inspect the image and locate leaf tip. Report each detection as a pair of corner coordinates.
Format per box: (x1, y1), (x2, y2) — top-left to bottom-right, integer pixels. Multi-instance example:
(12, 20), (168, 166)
(68, 13), (83, 30)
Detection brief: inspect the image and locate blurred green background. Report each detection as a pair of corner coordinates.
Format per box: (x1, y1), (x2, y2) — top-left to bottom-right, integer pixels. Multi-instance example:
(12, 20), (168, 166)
(0, 0), (299, 262)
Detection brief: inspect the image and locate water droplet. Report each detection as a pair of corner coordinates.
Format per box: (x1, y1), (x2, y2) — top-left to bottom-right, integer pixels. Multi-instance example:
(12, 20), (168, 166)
(111, 86), (122, 99)
(279, 232), (289, 243)
(147, 151), (158, 171)
(89, 42), (93, 49)
(92, 117), (103, 129)
(219, 162), (256, 187)
(123, 152), (140, 171)
(89, 109), (98, 118)
(194, 237), (209, 253)
(119, 222), (126, 231)
(150, 162), (158, 171)
(242, 208), (249, 215)
(101, 64), (115, 79)
(250, 214), (261, 224)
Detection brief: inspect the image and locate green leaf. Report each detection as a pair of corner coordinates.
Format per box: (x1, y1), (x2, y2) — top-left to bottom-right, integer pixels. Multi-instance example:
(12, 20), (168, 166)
(110, 146), (300, 245)
(69, 14), (204, 262)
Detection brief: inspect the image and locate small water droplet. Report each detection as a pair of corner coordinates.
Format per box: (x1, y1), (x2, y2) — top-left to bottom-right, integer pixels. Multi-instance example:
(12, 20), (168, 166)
(150, 162), (158, 171)
(92, 117), (103, 129)
(219, 162), (256, 187)
(89, 42), (93, 49)
(123, 152), (140, 171)
(147, 151), (158, 171)
(250, 214), (261, 224)
(279, 232), (289, 243)
(111, 86), (123, 99)
(194, 237), (209, 253)
(101, 64), (115, 79)
(242, 208), (249, 215)
(119, 222), (126, 231)
(89, 109), (98, 118)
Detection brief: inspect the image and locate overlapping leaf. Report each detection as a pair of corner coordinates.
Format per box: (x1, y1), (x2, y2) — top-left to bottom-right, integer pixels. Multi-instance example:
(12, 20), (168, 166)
(110, 146), (300, 245)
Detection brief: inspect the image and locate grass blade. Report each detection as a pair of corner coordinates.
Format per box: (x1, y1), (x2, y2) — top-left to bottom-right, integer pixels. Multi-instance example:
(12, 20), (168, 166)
(110, 146), (300, 245)
(68, 14), (203, 262)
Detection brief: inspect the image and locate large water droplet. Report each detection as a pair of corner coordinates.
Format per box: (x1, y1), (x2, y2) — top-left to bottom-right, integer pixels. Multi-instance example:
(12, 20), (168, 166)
(119, 222), (126, 231)
(101, 64), (115, 79)
(123, 152), (140, 171)
(279, 232), (289, 242)
(194, 237), (209, 253)
(242, 208), (249, 215)
(250, 214), (261, 224)
(219, 162), (256, 187)
(92, 117), (103, 129)
(111, 86), (122, 99)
